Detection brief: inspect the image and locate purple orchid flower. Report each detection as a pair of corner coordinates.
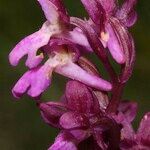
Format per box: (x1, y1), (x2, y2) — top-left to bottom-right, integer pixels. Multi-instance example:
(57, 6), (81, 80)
(120, 112), (150, 150)
(80, 0), (137, 65)
(8, 1), (147, 150)
(39, 81), (121, 150)
(38, 81), (144, 150)
(9, 0), (112, 98)
(69, 0), (137, 115)
(112, 101), (150, 149)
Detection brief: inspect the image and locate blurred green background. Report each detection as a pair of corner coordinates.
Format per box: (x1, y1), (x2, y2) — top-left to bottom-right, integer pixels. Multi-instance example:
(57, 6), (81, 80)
(0, 0), (149, 149)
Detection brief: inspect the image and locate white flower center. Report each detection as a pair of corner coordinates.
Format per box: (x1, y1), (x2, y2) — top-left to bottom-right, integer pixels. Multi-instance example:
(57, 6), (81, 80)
(46, 49), (74, 68)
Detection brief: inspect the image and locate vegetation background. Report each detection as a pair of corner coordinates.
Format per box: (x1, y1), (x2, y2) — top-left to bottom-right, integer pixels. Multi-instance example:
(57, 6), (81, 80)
(0, 0), (150, 149)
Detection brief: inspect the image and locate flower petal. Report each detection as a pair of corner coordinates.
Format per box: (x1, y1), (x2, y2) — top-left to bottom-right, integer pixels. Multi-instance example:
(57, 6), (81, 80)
(98, 0), (116, 14)
(38, 0), (69, 23)
(70, 129), (89, 143)
(65, 80), (100, 114)
(118, 101), (138, 122)
(12, 64), (51, 98)
(9, 22), (52, 68)
(70, 17), (107, 60)
(137, 112), (150, 146)
(106, 22), (126, 64)
(55, 62), (112, 91)
(119, 119), (136, 150)
(113, 113), (137, 150)
(80, 0), (105, 25)
(60, 112), (88, 129)
(116, 0), (137, 27)
(39, 101), (68, 127)
(61, 28), (93, 52)
(49, 132), (78, 150)
(12, 71), (31, 99)
(70, 17), (124, 76)
(114, 113), (135, 141)
(108, 18), (136, 82)
(122, 11), (137, 27)
(51, 0), (69, 23)
(38, 0), (58, 23)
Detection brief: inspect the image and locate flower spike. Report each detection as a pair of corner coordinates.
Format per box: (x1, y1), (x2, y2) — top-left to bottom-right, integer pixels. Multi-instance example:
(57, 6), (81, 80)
(8, 1), (144, 150)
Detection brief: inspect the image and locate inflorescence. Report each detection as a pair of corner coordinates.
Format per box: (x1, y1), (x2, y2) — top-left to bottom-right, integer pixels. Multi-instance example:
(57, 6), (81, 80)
(9, 0), (150, 149)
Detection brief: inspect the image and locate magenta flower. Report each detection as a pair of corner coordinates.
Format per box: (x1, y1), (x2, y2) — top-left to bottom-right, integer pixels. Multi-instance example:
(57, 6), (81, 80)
(39, 81), (121, 150)
(9, 0), (112, 98)
(112, 101), (150, 149)
(69, 1), (137, 114)
(39, 83), (145, 150)
(80, 0), (137, 64)
(119, 112), (150, 149)
(8, 1), (148, 150)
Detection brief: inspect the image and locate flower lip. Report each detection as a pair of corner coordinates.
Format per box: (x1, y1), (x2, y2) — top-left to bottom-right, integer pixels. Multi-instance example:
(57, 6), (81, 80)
(12, 65), (51, 98)
(9, 21), (63, 69)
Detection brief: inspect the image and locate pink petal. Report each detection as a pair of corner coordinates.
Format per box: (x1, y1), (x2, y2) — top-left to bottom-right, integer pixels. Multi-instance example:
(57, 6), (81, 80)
(27, 66), (51, 97)
(9, 22), (51, 68)
(116, 0), (137, 27)
(12, 64), (51, 98)
(49, 132), (78, 150)
(38, 0), (69, 23)
(55, 62), (112, 91)
(118, 101), (138, 122)
(38, 0), (59, 23)
(123, 11), (137, 27)
(98, 0), (116, 14)
(106, 23), (126, 64)
(39, 101), (68, 127)
(60, 112), (88, 129)
(62, 28), (93, 52)
(80, 0), (105, 25)
(137, 112), (150, 145)
(114, 113), (135, 141)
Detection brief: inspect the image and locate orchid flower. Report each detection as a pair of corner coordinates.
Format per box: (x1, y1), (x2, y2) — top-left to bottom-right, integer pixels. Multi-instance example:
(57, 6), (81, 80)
(9, 0), (112, 98)
(39, 81), (121, 150)
(115, 102), (150, 149)
(80, 0), (137, 66)
(39, 81), (149, 150)
(8, 1), (148, 150)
